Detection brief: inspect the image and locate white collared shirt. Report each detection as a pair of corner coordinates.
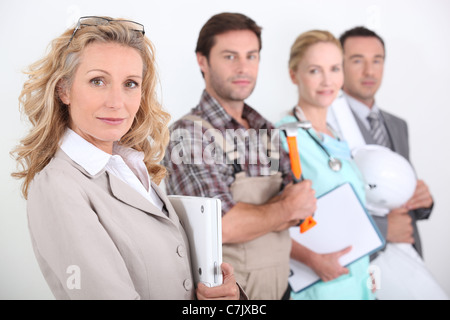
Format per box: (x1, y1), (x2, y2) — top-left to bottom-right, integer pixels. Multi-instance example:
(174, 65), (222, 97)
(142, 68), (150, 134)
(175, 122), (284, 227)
(60, 129), (164, 212)
(342, 92), (384, 131)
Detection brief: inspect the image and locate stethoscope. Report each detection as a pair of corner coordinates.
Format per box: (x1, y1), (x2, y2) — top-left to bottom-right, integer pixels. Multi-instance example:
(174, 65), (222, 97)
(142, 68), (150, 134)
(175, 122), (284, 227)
(293, 107), (342, 172)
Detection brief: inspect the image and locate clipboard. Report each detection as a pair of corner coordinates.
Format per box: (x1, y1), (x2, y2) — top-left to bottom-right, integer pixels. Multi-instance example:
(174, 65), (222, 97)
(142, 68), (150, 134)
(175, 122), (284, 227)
(167, 195), (223, 287)
(288, 183), (385, 293)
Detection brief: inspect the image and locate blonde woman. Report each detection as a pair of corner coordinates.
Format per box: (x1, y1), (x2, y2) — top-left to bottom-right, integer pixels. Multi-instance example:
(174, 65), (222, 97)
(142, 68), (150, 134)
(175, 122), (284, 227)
(276, 30), (375, 300)
(11, 16), (239, 300)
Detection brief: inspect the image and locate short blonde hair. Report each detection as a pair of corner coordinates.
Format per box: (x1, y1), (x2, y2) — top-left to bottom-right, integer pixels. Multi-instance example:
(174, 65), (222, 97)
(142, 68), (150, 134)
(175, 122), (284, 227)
(289, 30), (342, 72)
(12, 17), (171, 198)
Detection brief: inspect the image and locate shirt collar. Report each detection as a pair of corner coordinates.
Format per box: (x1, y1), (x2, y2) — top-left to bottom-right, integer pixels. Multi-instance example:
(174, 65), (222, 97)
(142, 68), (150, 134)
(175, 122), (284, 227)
(343, 92), (381, 122)
(197, 90), (232, 129)
(60, 129), (146, 176)
(112, 143), (145, 166)
(198, 90), (270, 130)
(60, 129), (112, 176)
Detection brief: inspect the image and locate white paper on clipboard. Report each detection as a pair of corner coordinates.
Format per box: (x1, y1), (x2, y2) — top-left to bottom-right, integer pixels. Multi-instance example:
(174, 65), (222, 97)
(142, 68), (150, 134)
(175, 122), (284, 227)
(289, 183), (385, 293)
(167, 195), (223, 287)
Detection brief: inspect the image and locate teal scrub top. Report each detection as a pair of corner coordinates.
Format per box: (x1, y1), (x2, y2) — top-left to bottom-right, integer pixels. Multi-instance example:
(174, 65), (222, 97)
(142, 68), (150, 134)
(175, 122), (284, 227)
(277, 115), (375, 300)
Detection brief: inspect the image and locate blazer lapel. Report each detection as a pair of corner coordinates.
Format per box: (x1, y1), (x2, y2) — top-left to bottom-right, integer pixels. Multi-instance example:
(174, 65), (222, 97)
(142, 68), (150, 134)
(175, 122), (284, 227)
(56, 148), (173, 221)
(108, 172), (169, 220)
(151, 182), (181, 226)
(379, 111), (399, 153)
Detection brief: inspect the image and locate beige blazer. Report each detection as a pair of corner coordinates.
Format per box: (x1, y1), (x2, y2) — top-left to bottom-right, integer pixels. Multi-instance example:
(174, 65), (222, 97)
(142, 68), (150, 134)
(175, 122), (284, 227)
(27, 149), (195, 300)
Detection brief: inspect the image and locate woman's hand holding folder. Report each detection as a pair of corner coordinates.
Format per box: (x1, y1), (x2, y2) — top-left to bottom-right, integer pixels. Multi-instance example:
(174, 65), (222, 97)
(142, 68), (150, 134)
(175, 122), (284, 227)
(196, 263), (241, 300)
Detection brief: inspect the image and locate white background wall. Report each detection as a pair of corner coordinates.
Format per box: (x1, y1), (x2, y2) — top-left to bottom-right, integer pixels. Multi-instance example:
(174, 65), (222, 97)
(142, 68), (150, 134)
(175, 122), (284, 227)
(1, 0), (449, 299)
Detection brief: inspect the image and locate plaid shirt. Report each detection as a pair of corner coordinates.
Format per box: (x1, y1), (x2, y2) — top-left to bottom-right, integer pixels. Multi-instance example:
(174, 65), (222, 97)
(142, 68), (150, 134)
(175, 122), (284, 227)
(162, 90), (293, 214)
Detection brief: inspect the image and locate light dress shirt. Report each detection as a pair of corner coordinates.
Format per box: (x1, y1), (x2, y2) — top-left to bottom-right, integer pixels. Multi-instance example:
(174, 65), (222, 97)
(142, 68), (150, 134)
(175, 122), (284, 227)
(342, 92), (383, 130)
(60, 128), (164, 212)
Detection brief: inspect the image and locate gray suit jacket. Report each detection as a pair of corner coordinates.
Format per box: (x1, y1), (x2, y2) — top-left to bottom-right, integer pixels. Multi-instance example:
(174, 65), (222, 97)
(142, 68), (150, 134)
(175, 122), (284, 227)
(27, 149), (195, 300)
(352, 109), (433, 257)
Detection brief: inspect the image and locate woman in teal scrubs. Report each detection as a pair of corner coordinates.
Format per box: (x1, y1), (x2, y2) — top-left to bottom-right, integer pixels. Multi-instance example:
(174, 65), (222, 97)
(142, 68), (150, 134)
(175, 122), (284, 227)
(277, 30), (375, 300)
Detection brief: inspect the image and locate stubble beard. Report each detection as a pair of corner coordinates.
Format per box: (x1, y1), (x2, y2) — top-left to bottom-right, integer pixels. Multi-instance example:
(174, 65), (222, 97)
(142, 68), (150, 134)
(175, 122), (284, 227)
(209, 72), (256, 103)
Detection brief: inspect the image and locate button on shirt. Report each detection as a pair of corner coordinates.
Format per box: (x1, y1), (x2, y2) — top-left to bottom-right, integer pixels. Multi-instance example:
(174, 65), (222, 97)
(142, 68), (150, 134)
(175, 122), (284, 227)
(60, 129), (164, 212)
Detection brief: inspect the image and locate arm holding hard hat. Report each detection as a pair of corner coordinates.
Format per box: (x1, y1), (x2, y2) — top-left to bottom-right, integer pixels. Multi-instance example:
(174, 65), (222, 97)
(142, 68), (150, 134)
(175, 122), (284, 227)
(387, 180), (433, 244)
(405, 180), (433, 212)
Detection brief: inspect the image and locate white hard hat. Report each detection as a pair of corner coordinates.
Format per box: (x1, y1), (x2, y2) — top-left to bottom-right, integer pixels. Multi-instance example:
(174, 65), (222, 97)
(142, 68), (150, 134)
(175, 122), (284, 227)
(352, 145), (417, 216)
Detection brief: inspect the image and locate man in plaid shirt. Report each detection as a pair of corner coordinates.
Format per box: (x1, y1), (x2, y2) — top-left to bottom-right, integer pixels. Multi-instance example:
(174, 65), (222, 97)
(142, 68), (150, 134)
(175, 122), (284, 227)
(164, 89), (292, 215)
(162, 13), (316, 300)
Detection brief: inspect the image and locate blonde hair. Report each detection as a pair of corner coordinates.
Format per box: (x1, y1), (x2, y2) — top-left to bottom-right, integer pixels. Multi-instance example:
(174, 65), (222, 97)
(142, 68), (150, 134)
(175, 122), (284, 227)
(289, 30), (342, 72)
(11, 17), (171, 198)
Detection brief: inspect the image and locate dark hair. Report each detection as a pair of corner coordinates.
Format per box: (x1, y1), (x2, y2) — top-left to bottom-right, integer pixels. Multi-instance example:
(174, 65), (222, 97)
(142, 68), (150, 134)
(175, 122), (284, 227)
(195, 12), (262, 59)
(339, 26), (385, 53)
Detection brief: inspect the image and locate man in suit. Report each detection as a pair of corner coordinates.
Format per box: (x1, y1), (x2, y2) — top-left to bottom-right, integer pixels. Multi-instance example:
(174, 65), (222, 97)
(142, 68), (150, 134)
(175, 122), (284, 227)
(329, 26), (434, 258)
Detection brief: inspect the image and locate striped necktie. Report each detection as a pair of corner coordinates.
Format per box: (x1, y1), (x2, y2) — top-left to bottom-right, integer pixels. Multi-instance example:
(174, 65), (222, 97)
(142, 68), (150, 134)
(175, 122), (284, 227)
(367, 111), (391, 148)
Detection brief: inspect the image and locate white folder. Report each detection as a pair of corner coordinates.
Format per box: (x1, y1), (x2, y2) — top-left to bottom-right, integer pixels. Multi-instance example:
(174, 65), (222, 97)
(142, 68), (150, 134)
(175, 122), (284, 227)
(289, 183), (385, 293)
(167, 195), (223, 287)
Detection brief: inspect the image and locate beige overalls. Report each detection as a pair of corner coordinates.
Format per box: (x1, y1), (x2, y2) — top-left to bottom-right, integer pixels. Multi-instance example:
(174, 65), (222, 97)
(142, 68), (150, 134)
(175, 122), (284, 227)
(182, 115), (291, 300)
